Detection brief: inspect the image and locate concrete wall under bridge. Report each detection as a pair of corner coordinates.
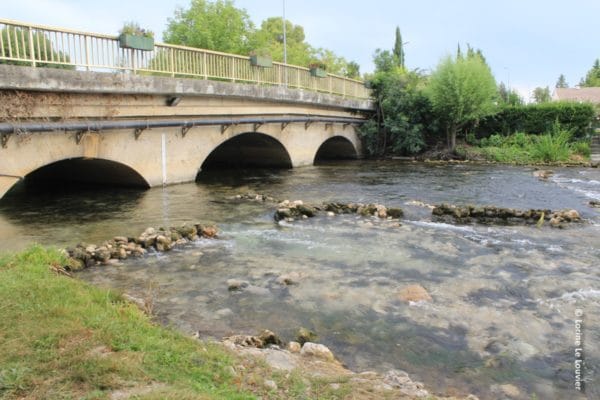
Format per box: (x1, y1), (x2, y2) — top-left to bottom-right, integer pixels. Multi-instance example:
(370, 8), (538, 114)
(0, 65), (373, 199)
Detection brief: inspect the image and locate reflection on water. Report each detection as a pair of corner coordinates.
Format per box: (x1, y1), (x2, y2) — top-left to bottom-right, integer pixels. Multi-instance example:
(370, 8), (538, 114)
(1, 161), (599, 399)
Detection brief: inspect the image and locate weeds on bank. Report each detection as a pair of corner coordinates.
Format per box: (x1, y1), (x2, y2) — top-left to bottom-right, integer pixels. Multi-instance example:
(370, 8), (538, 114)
(466, 122), (591, 164)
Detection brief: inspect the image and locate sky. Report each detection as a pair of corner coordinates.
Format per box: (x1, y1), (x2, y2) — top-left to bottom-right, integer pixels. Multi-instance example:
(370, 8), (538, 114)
(1, 0), (599, 101)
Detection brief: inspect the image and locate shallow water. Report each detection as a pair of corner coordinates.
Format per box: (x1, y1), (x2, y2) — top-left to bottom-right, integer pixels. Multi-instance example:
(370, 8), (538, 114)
(1, 161), (599, 399)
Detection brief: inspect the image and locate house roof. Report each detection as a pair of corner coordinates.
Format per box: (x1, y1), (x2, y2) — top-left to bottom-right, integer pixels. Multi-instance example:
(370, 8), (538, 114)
(552, 87), (600, 103)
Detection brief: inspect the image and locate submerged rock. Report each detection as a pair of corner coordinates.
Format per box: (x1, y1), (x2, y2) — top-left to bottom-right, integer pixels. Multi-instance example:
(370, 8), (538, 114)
(296, 327), (318, 345)
(226, 279), (249, 291)
(398, 284), (432, 303)
(533, 169), (554, 180)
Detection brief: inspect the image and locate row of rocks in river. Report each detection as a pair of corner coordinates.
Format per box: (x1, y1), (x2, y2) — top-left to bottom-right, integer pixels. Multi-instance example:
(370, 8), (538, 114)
(66, 223), (218, 270)
(234, 192), (585, 228)
(431, 203), (582, 228)
(274, 199), (404, 222)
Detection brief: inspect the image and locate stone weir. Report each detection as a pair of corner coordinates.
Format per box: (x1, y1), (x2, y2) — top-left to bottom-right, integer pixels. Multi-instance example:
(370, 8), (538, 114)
(233, 193), (584, 228)
(66, 223), (218, 270)
(431, 203), (582, 228)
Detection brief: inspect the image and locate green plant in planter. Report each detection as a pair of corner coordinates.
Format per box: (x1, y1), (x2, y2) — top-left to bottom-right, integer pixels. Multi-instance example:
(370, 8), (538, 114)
(119, 22), (155, 51)
(309, 61), (327, 78)
(249, 49), (272, 68)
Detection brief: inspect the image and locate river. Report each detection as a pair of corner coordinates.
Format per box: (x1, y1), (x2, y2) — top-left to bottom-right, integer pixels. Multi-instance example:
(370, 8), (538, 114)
(0, 161), (598, 399)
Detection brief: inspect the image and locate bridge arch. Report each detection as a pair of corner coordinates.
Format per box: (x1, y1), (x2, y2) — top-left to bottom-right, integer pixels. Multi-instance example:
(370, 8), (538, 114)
(199, 131), (293, 172)
(314, 135), (359, 163)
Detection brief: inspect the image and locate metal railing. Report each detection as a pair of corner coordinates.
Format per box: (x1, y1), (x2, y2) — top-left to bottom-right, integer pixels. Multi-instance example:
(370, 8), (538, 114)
(0, 18), (370, 100)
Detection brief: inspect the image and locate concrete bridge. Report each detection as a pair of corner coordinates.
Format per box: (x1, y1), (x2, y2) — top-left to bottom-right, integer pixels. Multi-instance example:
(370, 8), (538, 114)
(0, 64), (373, 199)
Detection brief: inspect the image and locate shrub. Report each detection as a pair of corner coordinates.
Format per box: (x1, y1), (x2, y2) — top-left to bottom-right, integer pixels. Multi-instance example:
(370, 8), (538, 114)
(478, 102), (596, 139)
(530, 122), (572, 162)
(571, 141), (591, 157)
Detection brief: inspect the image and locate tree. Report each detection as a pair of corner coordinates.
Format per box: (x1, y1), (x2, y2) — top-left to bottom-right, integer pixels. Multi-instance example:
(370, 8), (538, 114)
(532, 86), (551, 103)
(164, 0), (255, 55)
(393, 26), (405, 69)
(0, 28), (73, 69)
(580, 59), (600, 87)
(556, 74), (568, 88)
(426, 55), (498, 151)
(249, 17), (312, 66)
(344, 61), (360, 79)
(498, 82), (524, 106)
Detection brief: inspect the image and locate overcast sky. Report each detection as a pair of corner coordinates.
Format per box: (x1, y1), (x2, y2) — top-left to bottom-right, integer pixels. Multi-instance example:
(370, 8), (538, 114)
(2, 0), (599, 100)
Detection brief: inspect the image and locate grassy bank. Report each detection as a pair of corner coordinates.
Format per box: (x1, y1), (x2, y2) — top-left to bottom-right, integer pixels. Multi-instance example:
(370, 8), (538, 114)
(1, 247), (410, 400)
(457, 128), (591, 165)
(0, 246), (259, 399)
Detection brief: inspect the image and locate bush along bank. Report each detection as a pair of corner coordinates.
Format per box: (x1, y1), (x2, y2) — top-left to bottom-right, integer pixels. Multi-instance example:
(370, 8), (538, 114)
(66, 223), (218, 270)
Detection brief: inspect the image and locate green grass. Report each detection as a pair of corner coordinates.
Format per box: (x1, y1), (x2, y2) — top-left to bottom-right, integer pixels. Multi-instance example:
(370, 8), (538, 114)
(0, 246), (395, 400)
(0, 246), (254, 400)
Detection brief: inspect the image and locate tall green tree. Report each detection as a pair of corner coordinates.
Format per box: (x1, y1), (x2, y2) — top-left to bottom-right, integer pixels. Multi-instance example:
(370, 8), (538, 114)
(393, 26), (405, 69)
(426, 55), (497, 151)
(249, 17), (312, 66)
(164, 0), (255, 54)
(555, 74), (568, 88)
(580, 59), (600, 87)
(532, 86), (551, 103)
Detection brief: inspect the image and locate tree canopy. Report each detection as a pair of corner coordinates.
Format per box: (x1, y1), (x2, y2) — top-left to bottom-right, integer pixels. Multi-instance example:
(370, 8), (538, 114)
(555, 74), (568, 88)
(532, 86), (551, 103)
(163, 0), (358, 75)
(164, 0), (255, 55)
(426, 54), (497, 150)
(580, 59), (600, 87)
(0, 28), (73, 69)
(393, 27), (405, 69)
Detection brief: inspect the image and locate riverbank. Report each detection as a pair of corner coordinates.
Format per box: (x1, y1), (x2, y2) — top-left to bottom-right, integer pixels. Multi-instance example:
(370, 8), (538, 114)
(0, 246), (476, 399)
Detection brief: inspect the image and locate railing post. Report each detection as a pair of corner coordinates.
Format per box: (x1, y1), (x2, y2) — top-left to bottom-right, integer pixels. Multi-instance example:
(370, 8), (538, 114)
(231, 57), (235, 82)
(27, 27), (36, 67)
(328, 76), (332, 95)
(343, 79), (346, 98)
(170, 48), (175, 77)
(130, 49), (136, 74)
(84, 36), (90, 71)
(203, 52), (208, 80)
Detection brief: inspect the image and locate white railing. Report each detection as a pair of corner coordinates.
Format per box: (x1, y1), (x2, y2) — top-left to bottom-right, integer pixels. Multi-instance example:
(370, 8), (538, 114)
(0, 18), (371, 100)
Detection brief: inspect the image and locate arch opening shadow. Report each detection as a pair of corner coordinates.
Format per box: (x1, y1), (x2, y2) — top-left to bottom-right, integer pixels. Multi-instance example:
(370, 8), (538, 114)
(199, 132), (293, 173)
(314, 136), (358, 164)
(17, 158), (149, 194)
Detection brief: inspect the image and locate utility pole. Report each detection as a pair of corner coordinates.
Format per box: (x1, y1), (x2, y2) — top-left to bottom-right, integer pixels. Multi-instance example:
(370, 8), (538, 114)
(283, 0), (288, 86)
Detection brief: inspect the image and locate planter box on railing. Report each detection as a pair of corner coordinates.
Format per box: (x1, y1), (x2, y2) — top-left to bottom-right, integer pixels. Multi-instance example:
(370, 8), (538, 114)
(118, 34), (154, 51)
(310, 67), (327, 78)
(249, 55), (272, 68)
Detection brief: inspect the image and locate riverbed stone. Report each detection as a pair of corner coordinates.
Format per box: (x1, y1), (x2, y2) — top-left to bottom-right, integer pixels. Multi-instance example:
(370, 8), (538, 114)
(287, 341), (301, 353)
(398, 284), (432, 303)
(296, 327), (317, 345)
(227, 279), (249, 291)
(300, 342), (335, 361)
(533, 169), (553, 180)
(258, 329), (283, 347)
(387, 207), (404, 219)
(276, 272), (302, 286)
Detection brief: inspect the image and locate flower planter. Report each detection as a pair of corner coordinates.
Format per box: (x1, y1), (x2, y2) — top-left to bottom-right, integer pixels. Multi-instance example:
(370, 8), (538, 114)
(118, 34), (154, 51)
(249, 55), (272, 68)
(310, 67), (327, 78)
